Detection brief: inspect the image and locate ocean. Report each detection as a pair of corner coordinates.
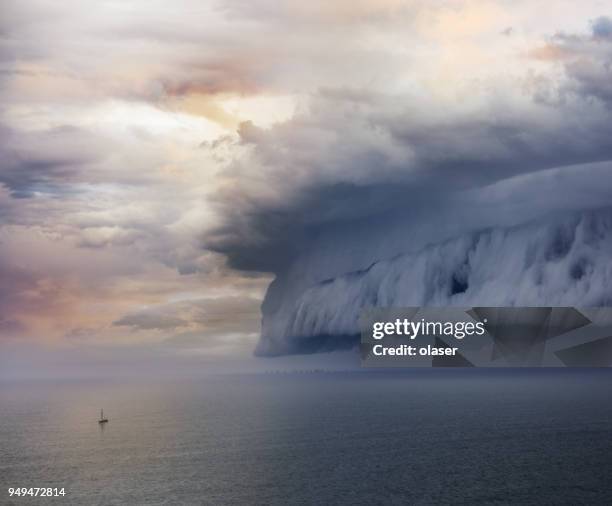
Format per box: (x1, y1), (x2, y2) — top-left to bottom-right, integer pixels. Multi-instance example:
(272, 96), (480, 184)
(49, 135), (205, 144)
(1, 370), (611, 505)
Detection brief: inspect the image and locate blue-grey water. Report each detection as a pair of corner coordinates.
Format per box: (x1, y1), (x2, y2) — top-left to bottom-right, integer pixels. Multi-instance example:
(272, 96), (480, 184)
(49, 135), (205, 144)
(1, 370), (612, 505)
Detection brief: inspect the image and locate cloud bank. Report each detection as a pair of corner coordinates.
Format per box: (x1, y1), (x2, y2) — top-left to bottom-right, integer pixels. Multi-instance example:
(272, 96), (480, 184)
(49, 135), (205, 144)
(200, 14), (612, 355)
(1, 1), (612, 362)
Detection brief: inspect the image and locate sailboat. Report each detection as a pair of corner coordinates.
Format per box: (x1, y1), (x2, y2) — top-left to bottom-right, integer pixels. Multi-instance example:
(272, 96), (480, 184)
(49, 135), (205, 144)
(98, 409), (109, 424)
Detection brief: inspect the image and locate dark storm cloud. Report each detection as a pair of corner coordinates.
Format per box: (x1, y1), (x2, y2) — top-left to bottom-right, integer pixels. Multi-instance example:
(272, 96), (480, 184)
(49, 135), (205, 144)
(205, 63), (612, 274)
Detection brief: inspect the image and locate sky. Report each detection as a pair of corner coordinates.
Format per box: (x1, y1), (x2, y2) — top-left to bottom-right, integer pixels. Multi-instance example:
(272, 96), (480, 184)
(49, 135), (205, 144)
(1, 0), (612, 377)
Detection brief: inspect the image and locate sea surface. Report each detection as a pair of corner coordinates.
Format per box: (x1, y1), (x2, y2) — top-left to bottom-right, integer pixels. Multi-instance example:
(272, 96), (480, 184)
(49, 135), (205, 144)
(1, 370), (612, 505)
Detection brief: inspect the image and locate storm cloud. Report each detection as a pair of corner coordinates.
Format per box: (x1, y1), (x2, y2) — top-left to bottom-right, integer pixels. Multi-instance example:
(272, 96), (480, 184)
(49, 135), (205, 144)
(206, 17), (612, 274)
(2, 1), (612, 363)
(199, 16), (612, 355)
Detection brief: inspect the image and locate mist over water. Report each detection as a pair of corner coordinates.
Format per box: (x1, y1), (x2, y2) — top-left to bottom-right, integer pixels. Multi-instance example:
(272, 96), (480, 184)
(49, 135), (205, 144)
(1, 370), (611, 505)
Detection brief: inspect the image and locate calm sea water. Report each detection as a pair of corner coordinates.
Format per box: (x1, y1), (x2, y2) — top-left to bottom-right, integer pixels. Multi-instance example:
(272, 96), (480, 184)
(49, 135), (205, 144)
(1, 370), (611, 505)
